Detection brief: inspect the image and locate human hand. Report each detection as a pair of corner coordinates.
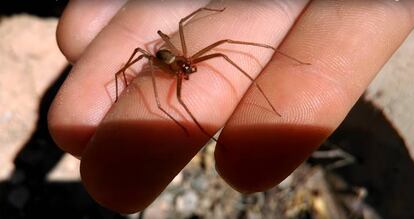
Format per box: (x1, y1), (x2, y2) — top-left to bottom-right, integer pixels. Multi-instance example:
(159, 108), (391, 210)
(48, 0), (414, 213)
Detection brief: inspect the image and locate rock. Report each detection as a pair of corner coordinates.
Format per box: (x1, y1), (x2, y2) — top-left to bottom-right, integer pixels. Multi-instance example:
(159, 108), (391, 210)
(0, 15), (67, 181)
(47, 154), (80, 181)
(366, 31), (414, 159)
(176, 190), (199, 216)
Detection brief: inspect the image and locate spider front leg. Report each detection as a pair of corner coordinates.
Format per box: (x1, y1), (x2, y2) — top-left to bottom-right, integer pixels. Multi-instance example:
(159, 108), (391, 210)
(176, 73), (218, 141)
(191, 39), (310, 65)
(148, 60), (190, 136)
(157, 30), (181, 56)
(193, 53), (282, 117)
(179, 7), (226, 57)
(114, 47), (150, 102)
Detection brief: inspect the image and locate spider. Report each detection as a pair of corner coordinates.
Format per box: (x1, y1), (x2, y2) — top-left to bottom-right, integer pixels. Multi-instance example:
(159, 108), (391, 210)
(114, 7), (309, 138)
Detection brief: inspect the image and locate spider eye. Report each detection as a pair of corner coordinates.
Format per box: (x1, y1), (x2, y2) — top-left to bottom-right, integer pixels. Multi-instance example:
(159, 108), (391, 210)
(182, 64), (192, 73)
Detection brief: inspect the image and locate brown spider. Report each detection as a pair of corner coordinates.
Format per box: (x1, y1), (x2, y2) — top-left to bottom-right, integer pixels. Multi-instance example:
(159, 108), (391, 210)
(114, 7), (309, 138)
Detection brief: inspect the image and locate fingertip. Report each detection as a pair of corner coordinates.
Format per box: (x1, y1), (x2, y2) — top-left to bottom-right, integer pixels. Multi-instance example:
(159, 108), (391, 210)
(57, 0), (127, 63)
(47, 96), (96, 156)
(79, 118), (202, 213)
(48, 120), (95, 156)
(56, 12), (78, 64)
(215, 123), (329, 192)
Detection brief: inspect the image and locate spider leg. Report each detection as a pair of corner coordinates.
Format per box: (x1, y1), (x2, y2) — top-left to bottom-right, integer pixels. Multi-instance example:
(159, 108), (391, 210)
(176, 74), (218, 141)
(148, 59), (190, 136)
(115, 47), (150, 102)
(190, 39), (310, 65)
(179, 7), (225, 57)
(157, 30), (181, 55)
(193, 53), (282, 117)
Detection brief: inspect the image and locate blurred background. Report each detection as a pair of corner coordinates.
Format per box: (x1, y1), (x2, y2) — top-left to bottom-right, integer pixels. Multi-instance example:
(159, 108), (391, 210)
(0, 1), (413, 219)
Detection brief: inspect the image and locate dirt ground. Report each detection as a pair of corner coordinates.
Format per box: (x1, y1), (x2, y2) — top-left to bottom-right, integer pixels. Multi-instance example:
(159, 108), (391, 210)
(0, 5), (413, 219)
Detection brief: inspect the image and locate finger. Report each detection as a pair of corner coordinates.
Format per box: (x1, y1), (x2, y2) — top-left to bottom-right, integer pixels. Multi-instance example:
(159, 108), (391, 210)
(49, 1), (208, 156)
(57, 0), (128, 63)
(79, 0), (310, 213)
(215, 0), (414, 192)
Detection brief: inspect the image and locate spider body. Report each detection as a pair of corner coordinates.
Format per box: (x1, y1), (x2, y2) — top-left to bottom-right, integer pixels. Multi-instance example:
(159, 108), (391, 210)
(155, 49), (196, 79)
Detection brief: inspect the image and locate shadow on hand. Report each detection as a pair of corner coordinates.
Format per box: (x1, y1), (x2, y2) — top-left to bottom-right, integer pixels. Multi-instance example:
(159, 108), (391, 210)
(79, 116), (213, 213)
(215, 122), (330, 193)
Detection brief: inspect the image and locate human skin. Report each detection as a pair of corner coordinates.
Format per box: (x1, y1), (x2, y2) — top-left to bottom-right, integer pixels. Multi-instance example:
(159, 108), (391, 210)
(48, 0), (414, 213)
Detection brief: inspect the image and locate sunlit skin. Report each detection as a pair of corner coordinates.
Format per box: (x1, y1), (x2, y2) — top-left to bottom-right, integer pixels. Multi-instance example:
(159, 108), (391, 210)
(49, 0), (414, 213)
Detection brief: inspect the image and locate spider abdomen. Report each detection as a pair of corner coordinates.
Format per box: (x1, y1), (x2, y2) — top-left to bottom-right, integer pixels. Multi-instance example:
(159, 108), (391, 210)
(156, 49), (175, 64)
